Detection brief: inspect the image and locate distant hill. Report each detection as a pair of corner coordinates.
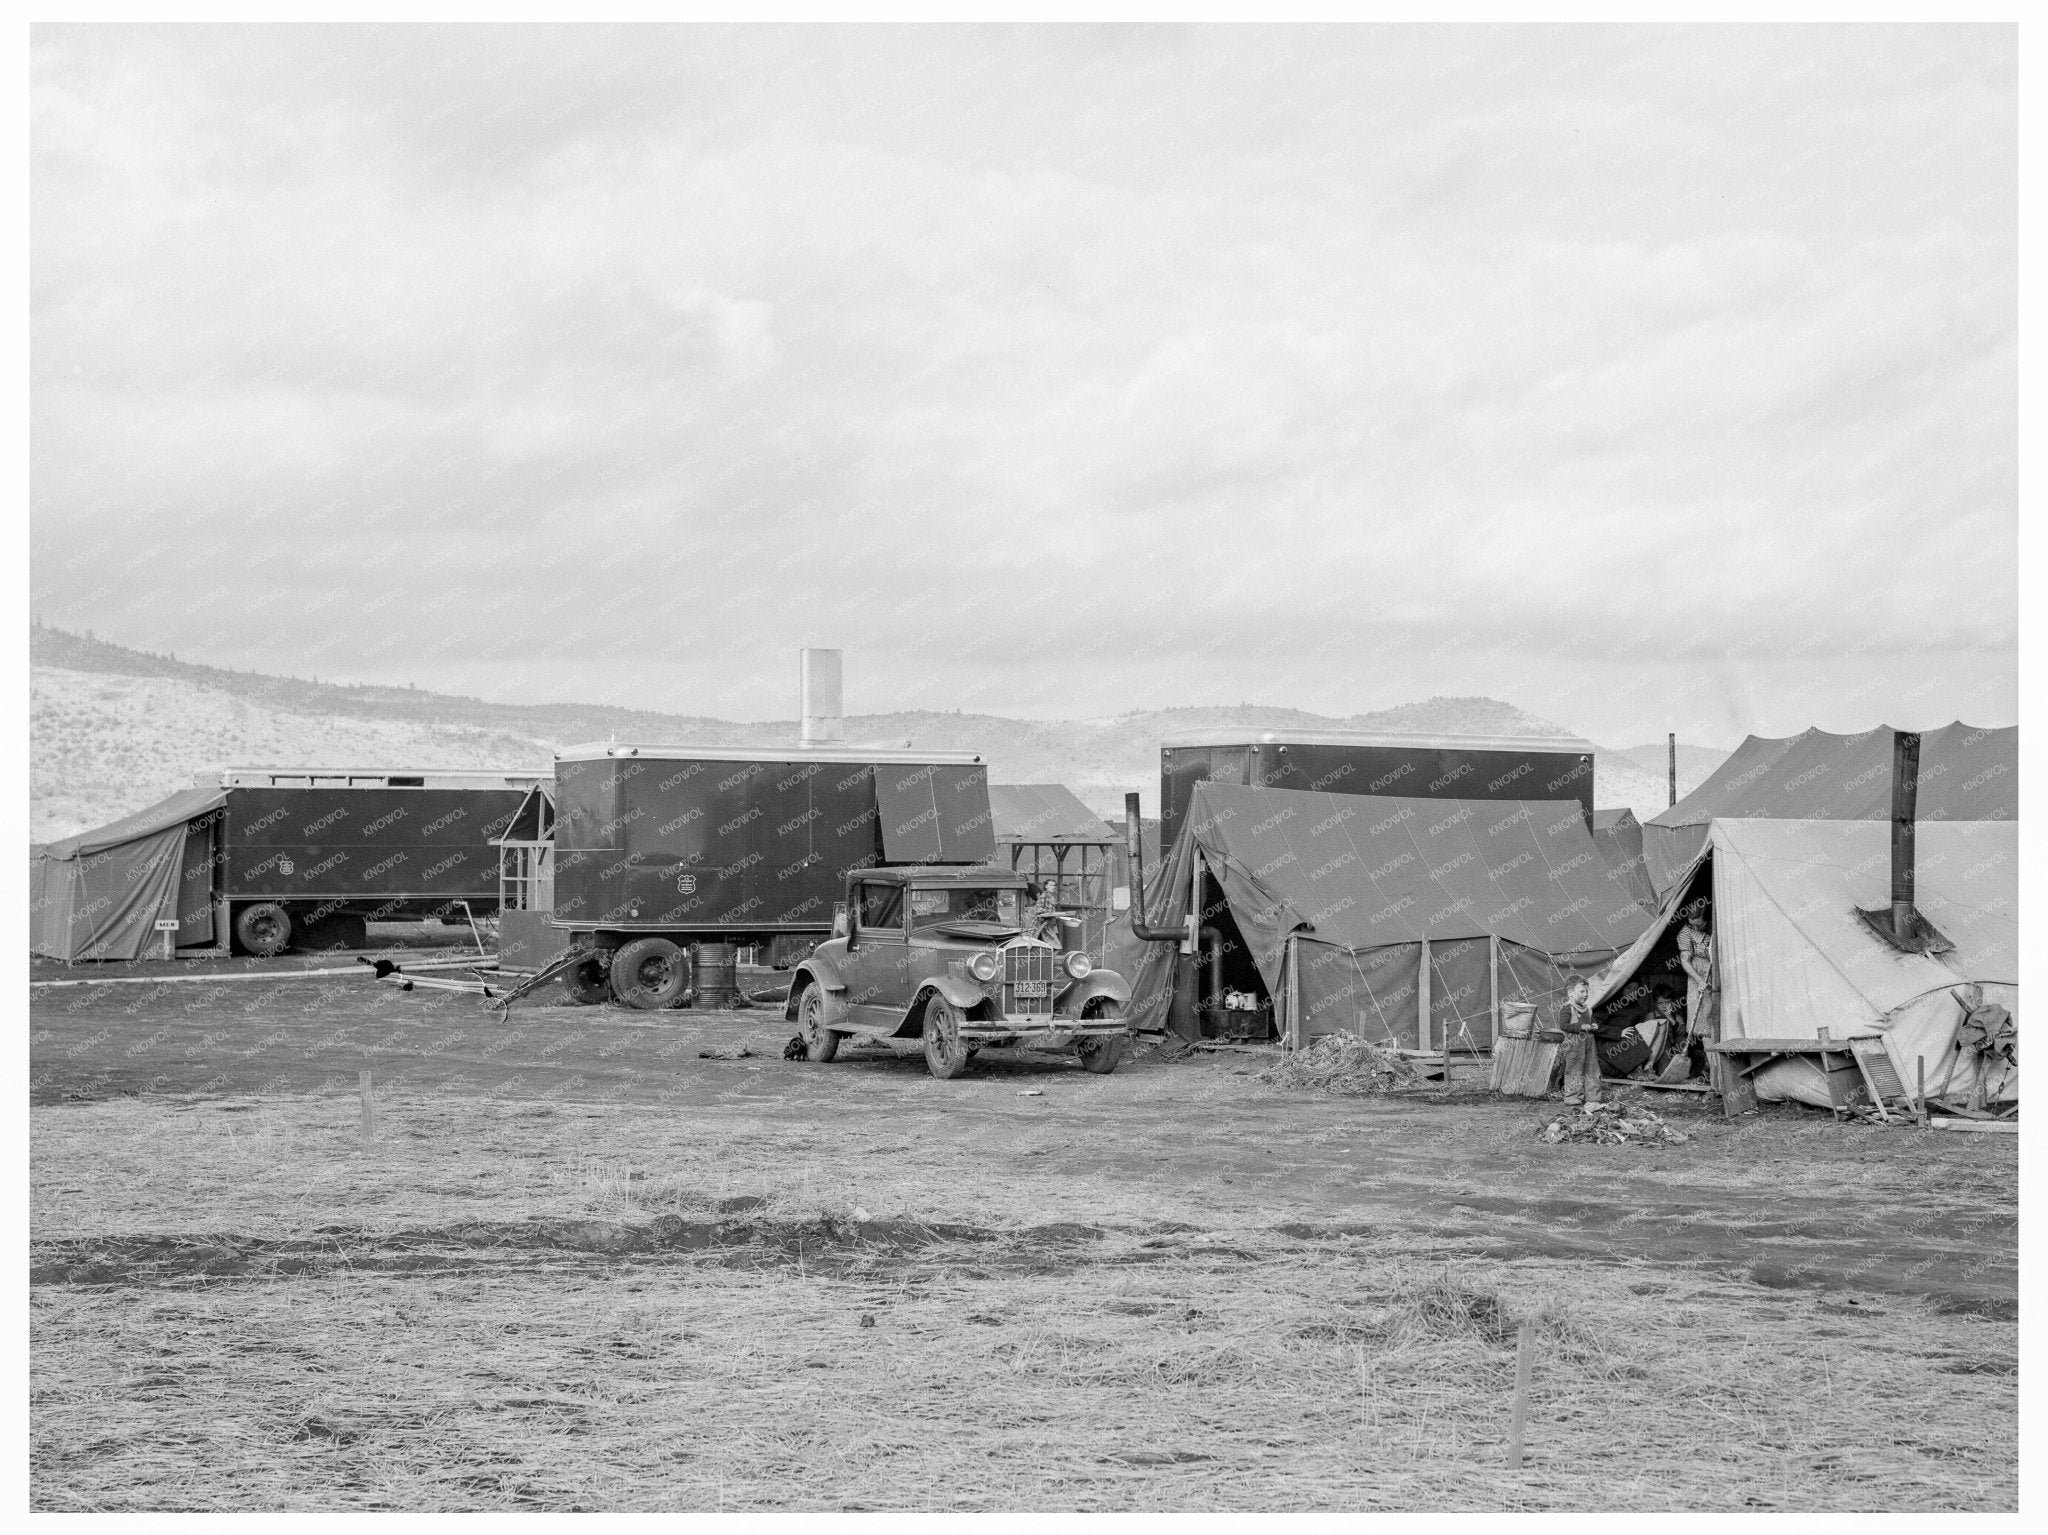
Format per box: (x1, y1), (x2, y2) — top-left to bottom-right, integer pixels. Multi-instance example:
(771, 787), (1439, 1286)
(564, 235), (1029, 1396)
(28, 623), (1728, 840)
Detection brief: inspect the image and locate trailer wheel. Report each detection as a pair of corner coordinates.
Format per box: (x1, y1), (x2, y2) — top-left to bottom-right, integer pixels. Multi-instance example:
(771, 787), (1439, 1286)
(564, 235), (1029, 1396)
(560, 956), (611, 1006)
(922, 997), (972, 1079)
(610, 937), (689, 1010)
(797, 986), (841, 1063)
(234, 902), (293, 957)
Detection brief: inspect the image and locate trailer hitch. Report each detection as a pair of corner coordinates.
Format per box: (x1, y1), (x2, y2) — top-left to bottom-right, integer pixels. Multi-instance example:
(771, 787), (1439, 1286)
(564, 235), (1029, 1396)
(486, 947), (603, 1013)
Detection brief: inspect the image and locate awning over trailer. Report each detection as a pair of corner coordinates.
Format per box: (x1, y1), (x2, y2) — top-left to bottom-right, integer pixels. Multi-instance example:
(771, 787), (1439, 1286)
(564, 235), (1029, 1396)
(990, 784), (1113, 844)
(875, 762), (998, 865)
(1642, 722), (2016, 894)
(1595, 818), (2018, 1108)
(31, 787), (227, 961)
(1108, 782), (1652, 1047)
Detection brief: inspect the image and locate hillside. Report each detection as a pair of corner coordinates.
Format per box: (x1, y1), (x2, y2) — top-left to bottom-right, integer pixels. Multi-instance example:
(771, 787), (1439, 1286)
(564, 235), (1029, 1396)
(28, 625), (1727, 841)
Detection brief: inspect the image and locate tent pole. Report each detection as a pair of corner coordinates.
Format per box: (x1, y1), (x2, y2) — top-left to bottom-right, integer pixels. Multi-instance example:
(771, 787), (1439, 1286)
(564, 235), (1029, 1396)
(1417, 941), (1432, 1053)
(1668, 732), (1677, 809)
(1489, 934), (1500, 1046)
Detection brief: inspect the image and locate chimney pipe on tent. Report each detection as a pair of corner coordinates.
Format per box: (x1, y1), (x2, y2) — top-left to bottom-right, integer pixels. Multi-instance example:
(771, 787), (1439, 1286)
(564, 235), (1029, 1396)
(799, 648), (844, 748)
(1891, 729), (1921, 942)
(1123, 792), (1182, 943)
(1667, 733), (1677, 809)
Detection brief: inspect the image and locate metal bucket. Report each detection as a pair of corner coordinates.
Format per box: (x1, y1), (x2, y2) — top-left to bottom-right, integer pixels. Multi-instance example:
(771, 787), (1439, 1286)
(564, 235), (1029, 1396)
(693, 942), (740, 1009)
(1499, 1002), (1538, 1040)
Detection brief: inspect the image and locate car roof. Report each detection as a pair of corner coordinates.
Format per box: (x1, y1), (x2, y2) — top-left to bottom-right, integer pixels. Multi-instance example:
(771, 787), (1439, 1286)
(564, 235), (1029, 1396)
(855, 864), (1027, 887)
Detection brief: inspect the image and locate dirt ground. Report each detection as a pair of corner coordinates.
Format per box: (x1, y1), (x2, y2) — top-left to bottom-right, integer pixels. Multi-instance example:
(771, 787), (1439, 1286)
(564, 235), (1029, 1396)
(30, 954), (2018, 1511)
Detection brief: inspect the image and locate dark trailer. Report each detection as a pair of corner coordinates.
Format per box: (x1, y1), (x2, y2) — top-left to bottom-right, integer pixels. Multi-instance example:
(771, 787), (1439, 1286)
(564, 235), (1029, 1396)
(1158, 727), (1597, 850)
(548, 742), (994, 1008)
(218, 767), (542, 954)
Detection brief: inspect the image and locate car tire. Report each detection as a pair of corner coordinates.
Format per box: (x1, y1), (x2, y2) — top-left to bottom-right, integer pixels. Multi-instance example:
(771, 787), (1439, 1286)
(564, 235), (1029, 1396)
(234, 902), (293, 957)
(798, 985), (841, 1063)
(1076, 1003), (1127, 1074)
(922, 997), (972, 1079)
(560, 956), (611, 1005)
(610, 937), (689, 1010)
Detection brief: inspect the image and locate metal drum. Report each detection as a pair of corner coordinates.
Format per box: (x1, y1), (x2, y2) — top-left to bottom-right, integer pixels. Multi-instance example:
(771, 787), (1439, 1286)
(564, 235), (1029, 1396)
(693, 942), (739, 1009)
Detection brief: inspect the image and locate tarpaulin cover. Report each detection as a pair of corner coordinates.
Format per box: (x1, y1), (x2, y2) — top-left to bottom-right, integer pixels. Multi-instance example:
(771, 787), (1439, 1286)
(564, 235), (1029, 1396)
(31, 787), (226, 961)
(1643, 722), (2016, 894)
(1106, 782), (1651, 1044)
(875, 762), (997, 866)
(1591, 808), (1658, 911)
(990, 784), (1113, 845)
(1595, 818), (2017, 1108)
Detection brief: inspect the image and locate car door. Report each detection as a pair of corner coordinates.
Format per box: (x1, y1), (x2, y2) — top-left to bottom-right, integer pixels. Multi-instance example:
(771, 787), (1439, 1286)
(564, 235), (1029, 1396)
(845, 880), (910, 1029)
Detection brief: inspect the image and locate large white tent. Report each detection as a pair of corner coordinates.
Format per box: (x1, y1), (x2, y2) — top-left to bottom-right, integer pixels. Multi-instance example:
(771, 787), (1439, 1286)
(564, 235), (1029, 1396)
(1595, 818), (2017, 1108)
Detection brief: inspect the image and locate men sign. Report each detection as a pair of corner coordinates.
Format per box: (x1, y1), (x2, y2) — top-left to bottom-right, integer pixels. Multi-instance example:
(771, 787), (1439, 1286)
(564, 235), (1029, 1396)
(153, 918), (181, 961)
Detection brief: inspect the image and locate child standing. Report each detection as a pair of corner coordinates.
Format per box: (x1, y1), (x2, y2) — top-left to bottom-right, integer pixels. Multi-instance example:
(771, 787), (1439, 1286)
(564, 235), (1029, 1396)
(1554, 976), (1603, 1106)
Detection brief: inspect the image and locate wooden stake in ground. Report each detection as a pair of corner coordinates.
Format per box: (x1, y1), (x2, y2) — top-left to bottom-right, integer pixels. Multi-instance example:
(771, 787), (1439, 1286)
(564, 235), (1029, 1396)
(1507, 1320), (1533, 1469)
(359, 1070), (374, 1142)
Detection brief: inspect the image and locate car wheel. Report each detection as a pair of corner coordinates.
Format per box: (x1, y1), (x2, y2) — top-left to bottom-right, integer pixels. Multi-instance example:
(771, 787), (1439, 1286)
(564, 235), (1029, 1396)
(922, 997), (971, 1079)
(610, 937), (689, 1010)
(798, 985), (841, 1063)
(234, 902), (293, 957)
(560, 955), (611, 1005)
(1076, 1003), (1127, 1074)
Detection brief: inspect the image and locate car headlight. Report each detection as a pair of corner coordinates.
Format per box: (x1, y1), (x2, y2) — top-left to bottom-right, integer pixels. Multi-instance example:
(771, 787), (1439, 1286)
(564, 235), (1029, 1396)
(968, 951), (1000, 982)
(1065, 950), (1092, 979)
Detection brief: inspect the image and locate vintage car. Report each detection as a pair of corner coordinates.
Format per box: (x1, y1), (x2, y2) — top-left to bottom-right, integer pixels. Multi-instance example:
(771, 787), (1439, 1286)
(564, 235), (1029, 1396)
(783, 865), (1133, 1078)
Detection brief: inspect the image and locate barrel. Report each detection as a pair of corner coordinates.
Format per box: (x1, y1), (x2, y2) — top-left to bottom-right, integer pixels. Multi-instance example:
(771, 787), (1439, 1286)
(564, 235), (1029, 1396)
(693, 942), (740, 1009)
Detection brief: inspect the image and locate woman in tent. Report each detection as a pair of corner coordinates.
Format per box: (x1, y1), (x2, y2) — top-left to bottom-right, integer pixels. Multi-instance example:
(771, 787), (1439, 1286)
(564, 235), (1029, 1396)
(1676, 901), (1719, 1078)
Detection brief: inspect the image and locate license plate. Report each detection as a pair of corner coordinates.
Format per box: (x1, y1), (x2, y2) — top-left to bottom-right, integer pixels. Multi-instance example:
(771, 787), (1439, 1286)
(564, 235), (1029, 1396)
(1013, 981), (1049, 999)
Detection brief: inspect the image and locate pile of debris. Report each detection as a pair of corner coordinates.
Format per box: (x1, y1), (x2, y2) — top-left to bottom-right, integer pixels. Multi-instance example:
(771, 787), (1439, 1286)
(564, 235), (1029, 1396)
(1540, 1100), (1690, 1146)
(1259, 1033), (1420, 1096)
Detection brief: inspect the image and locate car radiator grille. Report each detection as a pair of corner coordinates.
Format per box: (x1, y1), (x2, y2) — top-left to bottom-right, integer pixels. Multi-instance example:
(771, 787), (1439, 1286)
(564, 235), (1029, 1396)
(1000, 943), (1057, 1017)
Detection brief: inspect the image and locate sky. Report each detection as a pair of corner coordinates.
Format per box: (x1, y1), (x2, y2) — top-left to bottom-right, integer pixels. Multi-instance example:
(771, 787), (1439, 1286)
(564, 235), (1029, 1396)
(30, 25), (2017, 749)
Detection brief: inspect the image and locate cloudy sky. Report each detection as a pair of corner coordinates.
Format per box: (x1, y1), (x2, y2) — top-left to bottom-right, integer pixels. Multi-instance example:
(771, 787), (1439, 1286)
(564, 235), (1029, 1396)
(31, 25), (2015, 747)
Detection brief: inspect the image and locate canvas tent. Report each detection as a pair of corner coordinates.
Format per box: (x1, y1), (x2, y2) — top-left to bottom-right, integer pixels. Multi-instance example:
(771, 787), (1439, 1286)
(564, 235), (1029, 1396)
(1644, 722), (2017, 896)
(1595, 818), (2017, 1108)
(31, 787), (226, 961)
(1591, 808), (1658, 911)
(1107, 782), (1652, 1047)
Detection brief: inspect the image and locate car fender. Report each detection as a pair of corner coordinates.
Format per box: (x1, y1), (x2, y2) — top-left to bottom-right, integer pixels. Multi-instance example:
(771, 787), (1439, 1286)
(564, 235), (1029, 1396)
(1056, 969), (1132, 1017)
(784, 958), (850, 1024)
(914, 974), (992, 1023)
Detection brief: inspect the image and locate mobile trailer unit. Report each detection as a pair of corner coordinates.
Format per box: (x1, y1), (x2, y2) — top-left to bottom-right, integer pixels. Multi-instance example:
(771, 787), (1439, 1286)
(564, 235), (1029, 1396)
(1157, 727), (1598, 851)
(215, 767), (544, 954)
(547, 743), (996, 1008)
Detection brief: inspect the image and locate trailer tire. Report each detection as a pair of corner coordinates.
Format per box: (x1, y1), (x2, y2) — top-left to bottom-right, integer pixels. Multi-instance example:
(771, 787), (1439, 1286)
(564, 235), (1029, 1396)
(610, 937), (689, 1011)
(234, 902), (293, 957)
(560, 956), (611, 1006)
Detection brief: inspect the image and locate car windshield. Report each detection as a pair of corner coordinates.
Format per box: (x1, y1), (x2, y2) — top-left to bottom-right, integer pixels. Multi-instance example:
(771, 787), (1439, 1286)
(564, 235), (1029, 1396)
(907, 886), (1024, 929)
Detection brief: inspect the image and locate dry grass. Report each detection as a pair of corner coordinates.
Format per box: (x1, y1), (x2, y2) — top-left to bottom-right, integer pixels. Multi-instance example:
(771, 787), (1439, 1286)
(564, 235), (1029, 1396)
(30, 1090), (2017, 1511)
(1258, 1034), (1421, 1096)
(31, 1235), (2013, 1511)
